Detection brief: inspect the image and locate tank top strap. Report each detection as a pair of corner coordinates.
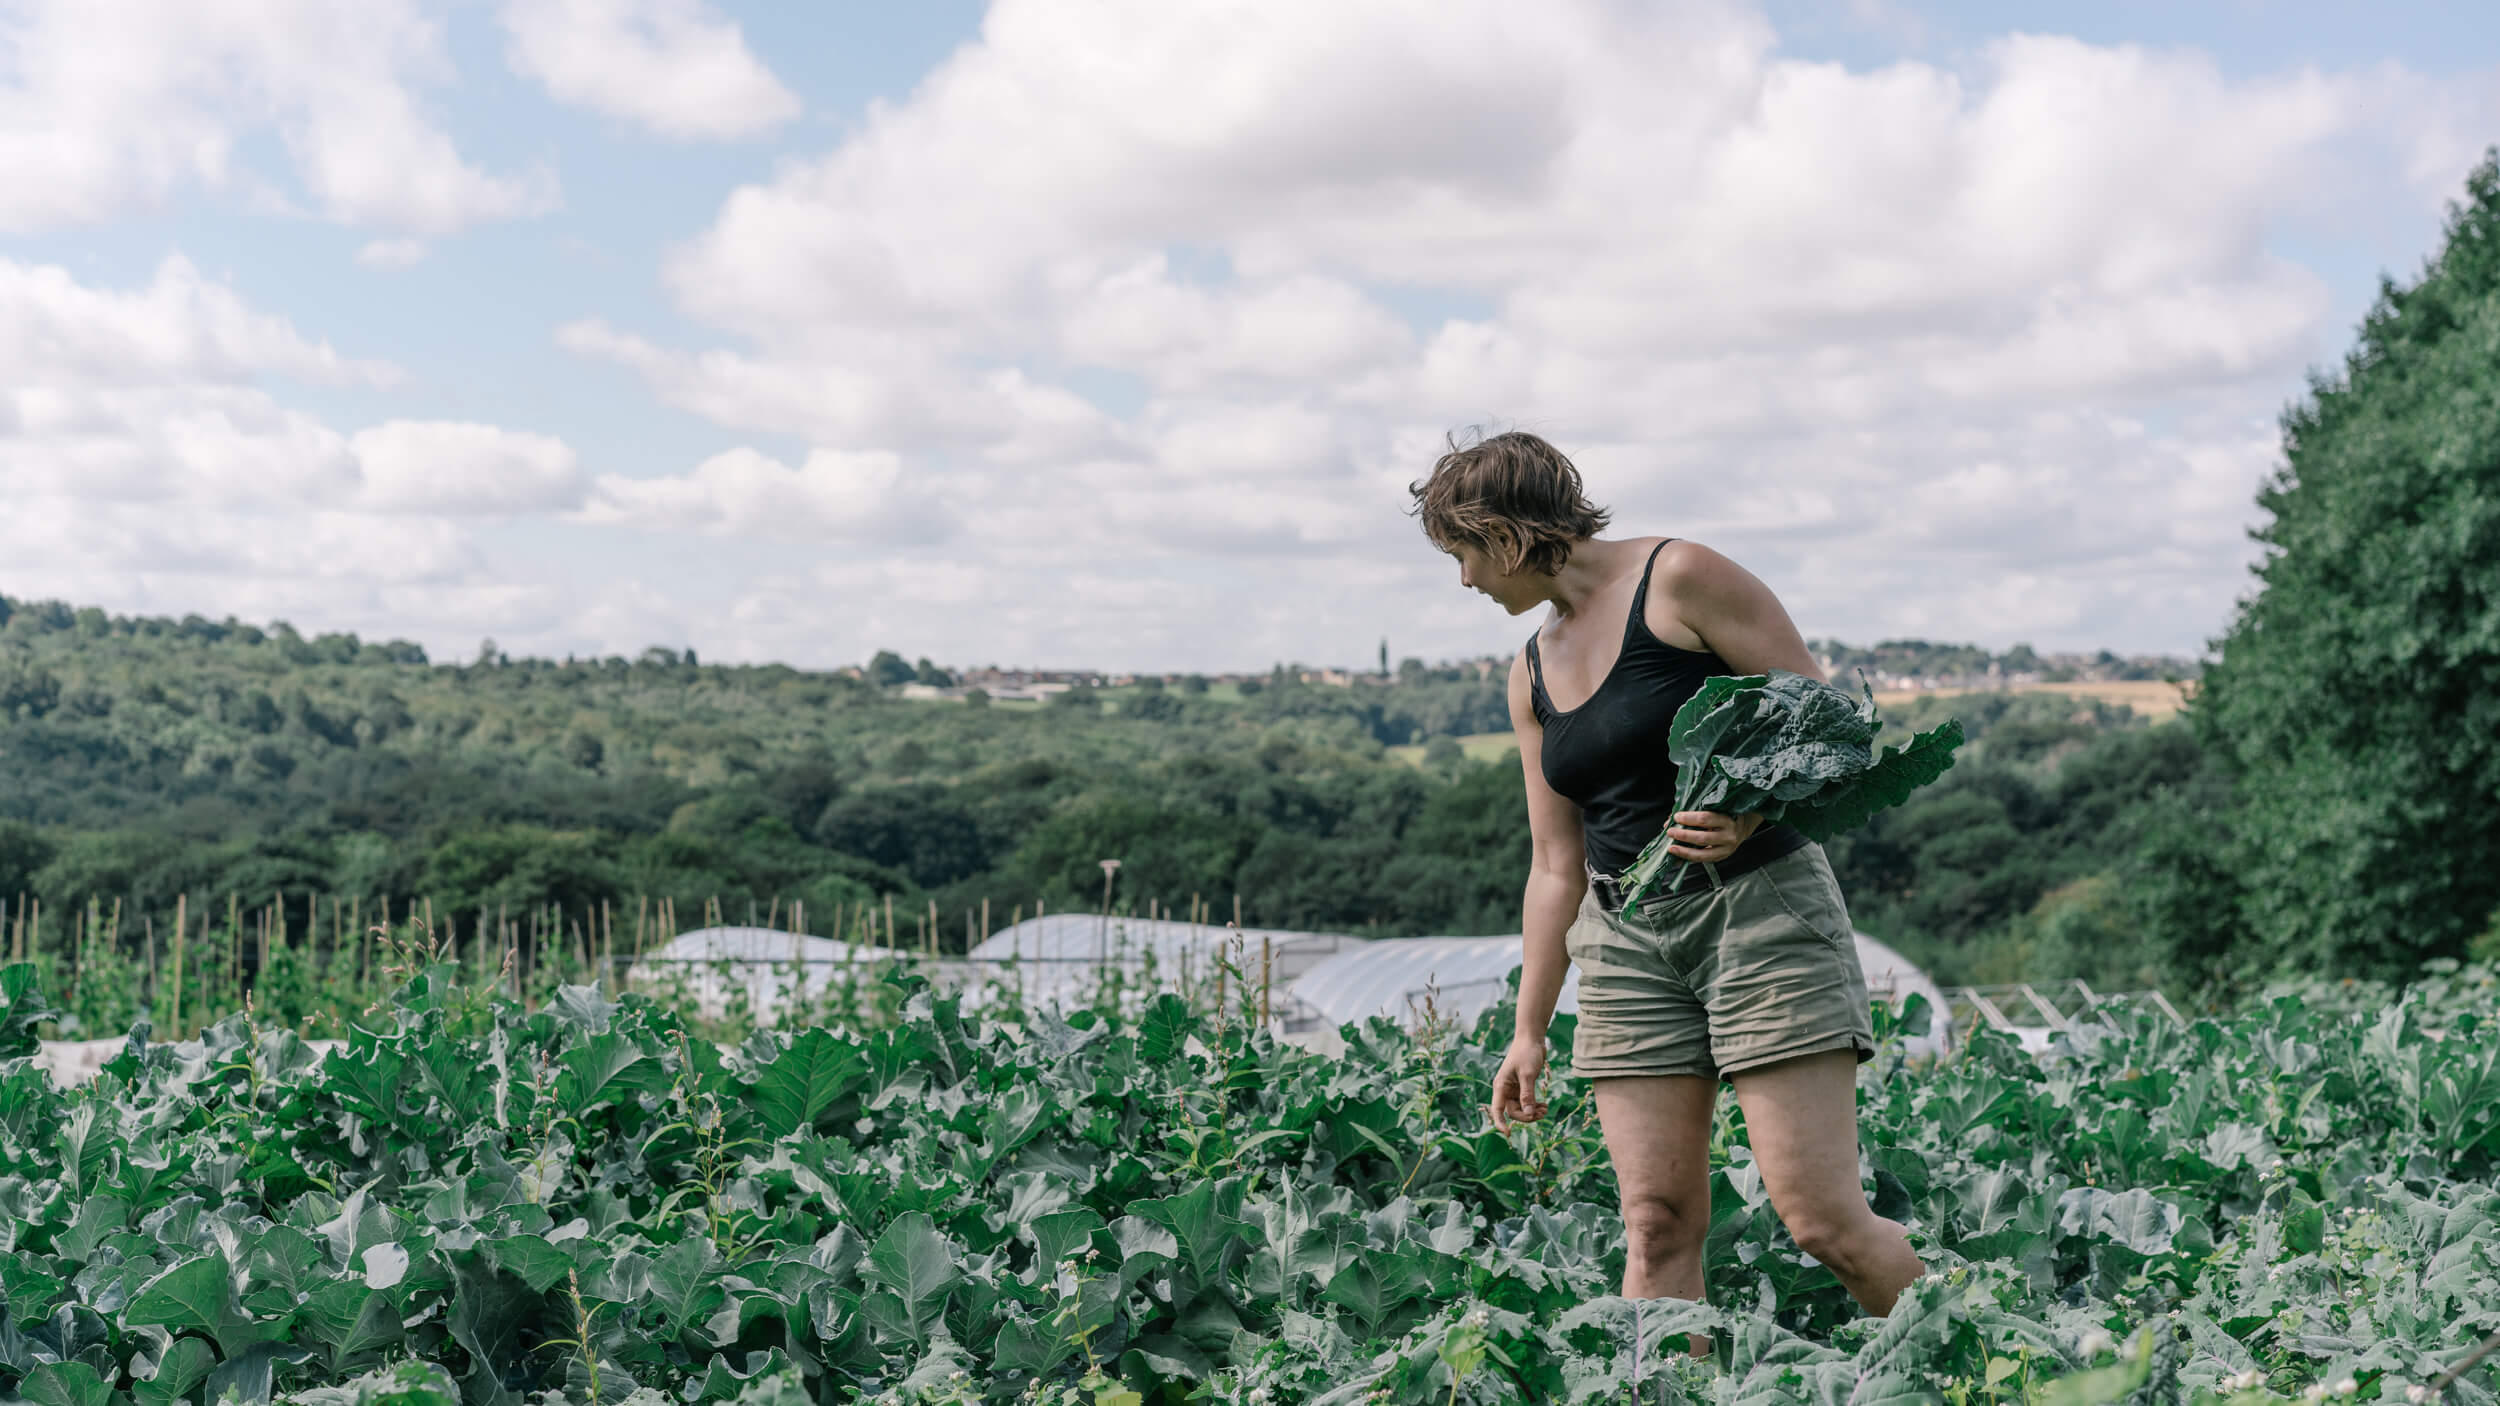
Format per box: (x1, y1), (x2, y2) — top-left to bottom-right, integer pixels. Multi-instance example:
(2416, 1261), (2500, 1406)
(1621, 539), (1677, 647)
(1524, 633), (1553, 713)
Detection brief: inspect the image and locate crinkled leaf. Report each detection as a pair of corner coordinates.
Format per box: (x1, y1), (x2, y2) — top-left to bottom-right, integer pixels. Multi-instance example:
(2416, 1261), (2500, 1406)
(1618, 672), (1962, 913)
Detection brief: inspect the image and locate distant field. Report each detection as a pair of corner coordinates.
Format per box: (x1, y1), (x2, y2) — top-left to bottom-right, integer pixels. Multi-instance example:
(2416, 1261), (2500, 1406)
(1872, 678), (2193, 721)
(1387, 730), (1522, 766)
(1390, 680), (2192, 764)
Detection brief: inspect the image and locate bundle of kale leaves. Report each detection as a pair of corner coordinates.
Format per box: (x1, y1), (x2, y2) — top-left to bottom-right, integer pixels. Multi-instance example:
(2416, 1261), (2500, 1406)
(1616, 669), (1965, 917)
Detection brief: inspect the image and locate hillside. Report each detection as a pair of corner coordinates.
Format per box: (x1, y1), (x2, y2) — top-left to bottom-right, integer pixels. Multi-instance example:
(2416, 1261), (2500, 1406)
(0, 590), (2257, 1002)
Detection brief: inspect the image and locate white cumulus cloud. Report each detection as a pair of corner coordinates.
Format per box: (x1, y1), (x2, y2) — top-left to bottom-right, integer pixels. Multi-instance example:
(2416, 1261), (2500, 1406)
(352, 420), (587, 515)
(577, 446), (952, 543)
(500, 0), (802, 141)
(0, 0), (553, 234)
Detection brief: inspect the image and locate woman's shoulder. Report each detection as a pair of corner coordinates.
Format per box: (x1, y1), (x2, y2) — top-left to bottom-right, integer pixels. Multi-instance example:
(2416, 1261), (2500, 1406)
(1647, 537), (1754, 596)
(1639, 538), (1741, 654)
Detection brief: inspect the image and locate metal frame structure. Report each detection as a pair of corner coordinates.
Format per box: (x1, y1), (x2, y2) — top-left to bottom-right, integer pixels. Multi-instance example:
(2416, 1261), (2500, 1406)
(1941, 978), (2184, 1050)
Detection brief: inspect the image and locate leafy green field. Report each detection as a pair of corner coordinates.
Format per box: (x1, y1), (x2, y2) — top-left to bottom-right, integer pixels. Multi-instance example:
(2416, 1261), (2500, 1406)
(3, 945), (2494, 1406)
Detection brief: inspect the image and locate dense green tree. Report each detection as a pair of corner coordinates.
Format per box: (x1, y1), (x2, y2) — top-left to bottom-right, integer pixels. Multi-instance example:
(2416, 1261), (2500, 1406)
(814, 783), (991, 887)
(1005, 794), (1260, 911)
(421, 825), (617, 918)
(0, 821), (56, 899)
(2194, 148), (2500, 978)
(868, 650), (915, 687)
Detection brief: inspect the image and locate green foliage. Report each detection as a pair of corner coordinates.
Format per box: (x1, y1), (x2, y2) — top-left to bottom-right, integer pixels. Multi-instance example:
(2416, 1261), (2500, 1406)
(1617, 672), (1962, 913)
(2194, 145), (2500, 979)
(2, 956), (2498, 1403)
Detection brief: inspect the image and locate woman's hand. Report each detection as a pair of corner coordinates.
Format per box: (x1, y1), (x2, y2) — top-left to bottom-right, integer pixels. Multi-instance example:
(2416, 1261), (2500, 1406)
(1664, 810), (1763, 863)
(1489, 1037), (1550, 1132)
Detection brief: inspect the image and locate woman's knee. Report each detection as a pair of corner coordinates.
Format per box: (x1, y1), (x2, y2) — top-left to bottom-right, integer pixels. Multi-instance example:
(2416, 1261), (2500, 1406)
(1621, 1192), (1708, 1260)
(1779, 1202), (1864, 1267)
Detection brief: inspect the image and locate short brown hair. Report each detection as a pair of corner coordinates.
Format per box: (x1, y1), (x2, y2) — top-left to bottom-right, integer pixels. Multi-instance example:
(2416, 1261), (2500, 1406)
(1407, 429), (1610, 576)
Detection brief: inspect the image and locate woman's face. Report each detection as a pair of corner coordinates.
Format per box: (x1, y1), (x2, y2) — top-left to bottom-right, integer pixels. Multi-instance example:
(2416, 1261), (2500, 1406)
(1449, 540), (1537, 615)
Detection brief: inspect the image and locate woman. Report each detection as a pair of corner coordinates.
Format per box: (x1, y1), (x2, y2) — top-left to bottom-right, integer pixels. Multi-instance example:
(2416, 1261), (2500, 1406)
(1407, 430), (1923, 1329)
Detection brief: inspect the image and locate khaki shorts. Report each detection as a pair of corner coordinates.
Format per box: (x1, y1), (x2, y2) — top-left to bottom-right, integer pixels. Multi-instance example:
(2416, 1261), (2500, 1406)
(1564, 842), (1875, 1082)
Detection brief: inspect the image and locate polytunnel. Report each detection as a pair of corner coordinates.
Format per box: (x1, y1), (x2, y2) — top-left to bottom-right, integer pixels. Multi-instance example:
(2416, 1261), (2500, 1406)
(958, 913), (1368, 1020)
(1283, 929), (1952, 1060)
(627, 927), (913, 1023)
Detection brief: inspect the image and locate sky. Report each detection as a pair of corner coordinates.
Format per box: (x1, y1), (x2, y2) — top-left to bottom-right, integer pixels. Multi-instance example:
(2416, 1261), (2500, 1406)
(1, 0), (2494, 674)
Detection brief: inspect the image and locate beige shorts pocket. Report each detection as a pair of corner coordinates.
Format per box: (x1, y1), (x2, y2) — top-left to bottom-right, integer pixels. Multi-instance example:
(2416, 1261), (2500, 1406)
(1762, 846), (1854, 954)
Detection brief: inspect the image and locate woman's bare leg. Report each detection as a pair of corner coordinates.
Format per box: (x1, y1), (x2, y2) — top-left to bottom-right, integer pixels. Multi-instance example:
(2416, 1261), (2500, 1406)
(1593, 1074), (1717, 1357)
(1729, 1049), (1924, 1315)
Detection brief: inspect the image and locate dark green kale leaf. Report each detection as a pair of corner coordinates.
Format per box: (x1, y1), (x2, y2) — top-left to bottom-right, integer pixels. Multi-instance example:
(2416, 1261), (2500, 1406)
(1617, 671), (1963, 915)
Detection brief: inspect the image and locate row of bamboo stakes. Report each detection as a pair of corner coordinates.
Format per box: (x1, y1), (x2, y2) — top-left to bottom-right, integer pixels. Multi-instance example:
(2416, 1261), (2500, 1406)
(0, 886), (1261, 1032)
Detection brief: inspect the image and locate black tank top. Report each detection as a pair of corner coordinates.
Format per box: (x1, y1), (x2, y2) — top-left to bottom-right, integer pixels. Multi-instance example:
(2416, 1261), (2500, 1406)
(1527, 540), (1809, 878)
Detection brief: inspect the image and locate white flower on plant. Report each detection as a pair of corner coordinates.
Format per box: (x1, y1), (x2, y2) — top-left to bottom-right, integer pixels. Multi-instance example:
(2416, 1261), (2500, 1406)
(2226, 1369), (2267, 1392)
(2333, 1381), (2360, 1397)
(2079, 1330), (2114, 1358)
(2304, 1385), (2330, 1402)
(2408, 1386), (2436, 1403)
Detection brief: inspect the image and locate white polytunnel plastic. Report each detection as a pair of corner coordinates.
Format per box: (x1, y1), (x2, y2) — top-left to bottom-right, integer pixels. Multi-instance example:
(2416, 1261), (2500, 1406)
(1284, 937), (1578, 1039)
(958, 913), (1369, 1019)
(628, 927), (903, 1022)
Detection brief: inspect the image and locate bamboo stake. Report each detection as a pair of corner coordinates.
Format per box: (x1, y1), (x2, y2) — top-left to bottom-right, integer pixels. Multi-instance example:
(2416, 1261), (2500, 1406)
(145, 913), (157, 1016)
(766, 896), (780, 931)
(170, 895), (187, 1039)
(927, 898), (937, 958)
(981, 897), (991, 942)
(1259, 937), (1273, 1026)
(635, 894), (649, 958)
(884, 893), (895, 951)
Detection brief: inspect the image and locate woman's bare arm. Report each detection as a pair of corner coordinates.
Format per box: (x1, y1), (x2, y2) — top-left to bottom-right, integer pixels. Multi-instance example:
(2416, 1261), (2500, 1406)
(1508, 647), (1586, 1047)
